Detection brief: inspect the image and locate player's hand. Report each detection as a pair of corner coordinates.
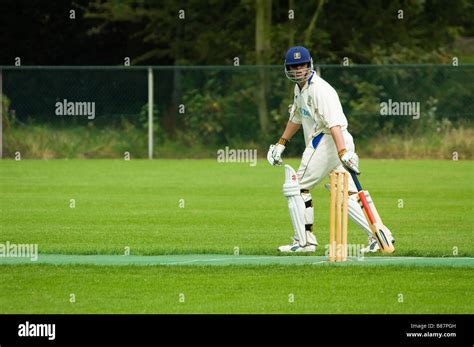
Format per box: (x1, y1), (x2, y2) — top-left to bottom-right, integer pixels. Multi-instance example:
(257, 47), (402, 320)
(339, 149), (360, 174)
(267, 144), (285, 166)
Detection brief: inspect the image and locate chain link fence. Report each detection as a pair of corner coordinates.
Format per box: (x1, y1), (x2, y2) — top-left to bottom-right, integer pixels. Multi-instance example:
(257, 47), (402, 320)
(1, 65), (473, 159)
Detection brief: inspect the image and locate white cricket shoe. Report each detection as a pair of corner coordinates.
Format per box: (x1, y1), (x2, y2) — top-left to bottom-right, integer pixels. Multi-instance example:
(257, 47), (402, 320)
(361, 236), (380, 253)
(278, 240), (316, 253)
(361, 234), (396, 253)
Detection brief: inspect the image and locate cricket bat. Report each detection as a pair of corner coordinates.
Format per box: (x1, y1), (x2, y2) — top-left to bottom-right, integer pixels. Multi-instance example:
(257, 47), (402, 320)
(349, 171), (395, 254)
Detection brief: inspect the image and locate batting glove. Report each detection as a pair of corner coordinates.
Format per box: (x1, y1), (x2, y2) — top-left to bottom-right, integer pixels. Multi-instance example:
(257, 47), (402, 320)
(339, 149), (360, 174)
(267, 139), (287, 166)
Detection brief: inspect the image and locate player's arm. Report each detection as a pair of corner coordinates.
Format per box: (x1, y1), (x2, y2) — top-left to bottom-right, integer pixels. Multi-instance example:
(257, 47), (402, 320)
(267, 100), (301, 166)
(329, 125), (345, 153)
(267, 120), (300, 166)
(281, 120), (301, 142)
(330, 125), (360, 174)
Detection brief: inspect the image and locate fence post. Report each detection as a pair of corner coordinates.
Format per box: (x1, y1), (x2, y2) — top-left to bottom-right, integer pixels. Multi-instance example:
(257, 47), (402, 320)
(316, 65), (321, 77)
(148, 67), (153, 160)
(0, 68), (3, 159)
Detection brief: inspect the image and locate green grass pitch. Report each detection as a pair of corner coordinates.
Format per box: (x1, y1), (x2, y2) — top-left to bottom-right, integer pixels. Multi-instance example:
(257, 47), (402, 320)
(0, 159), (473, 313)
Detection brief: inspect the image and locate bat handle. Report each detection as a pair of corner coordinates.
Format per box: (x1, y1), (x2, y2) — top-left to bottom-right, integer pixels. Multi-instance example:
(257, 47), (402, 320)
(348, 170), (363, 192)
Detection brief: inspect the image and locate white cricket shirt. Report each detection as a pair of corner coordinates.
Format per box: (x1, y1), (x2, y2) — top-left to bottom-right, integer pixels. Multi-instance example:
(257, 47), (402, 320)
(289, 72), (348, 145)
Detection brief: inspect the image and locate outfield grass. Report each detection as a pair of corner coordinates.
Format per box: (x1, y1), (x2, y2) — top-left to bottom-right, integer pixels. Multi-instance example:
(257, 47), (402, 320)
(1, 265), (472, 314)
(1, 159), (472, 256)
(0, 159), (473, 314)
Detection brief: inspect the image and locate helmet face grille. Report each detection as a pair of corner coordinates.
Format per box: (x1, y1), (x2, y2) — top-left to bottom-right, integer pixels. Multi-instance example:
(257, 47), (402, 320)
(285, 66), (313, 83)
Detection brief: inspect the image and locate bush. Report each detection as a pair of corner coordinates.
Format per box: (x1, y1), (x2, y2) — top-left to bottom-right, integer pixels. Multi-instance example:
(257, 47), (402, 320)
(3, 122), (147, 159)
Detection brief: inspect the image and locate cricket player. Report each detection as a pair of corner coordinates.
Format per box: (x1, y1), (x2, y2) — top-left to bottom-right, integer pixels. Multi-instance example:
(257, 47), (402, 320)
(267, 46), (394, 253)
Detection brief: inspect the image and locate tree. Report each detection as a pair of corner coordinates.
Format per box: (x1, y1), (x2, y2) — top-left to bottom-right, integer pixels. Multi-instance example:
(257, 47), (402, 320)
(255, 0), (272, 136)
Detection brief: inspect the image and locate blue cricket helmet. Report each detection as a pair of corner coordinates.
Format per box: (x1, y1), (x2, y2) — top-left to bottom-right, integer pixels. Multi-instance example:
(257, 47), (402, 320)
(284, 46), (314, 83)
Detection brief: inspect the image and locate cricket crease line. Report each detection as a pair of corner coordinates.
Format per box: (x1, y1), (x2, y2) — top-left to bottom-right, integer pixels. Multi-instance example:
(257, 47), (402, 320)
(164, 256), (302, 265)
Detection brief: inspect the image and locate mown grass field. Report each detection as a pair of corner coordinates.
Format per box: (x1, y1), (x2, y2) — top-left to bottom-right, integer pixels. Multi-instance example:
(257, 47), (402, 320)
(1, 265), (472, 314)
(0, 159), (473, 313)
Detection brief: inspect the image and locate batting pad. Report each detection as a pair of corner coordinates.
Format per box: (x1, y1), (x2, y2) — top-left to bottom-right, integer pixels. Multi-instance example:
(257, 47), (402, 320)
(282, 165), (307, 246)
